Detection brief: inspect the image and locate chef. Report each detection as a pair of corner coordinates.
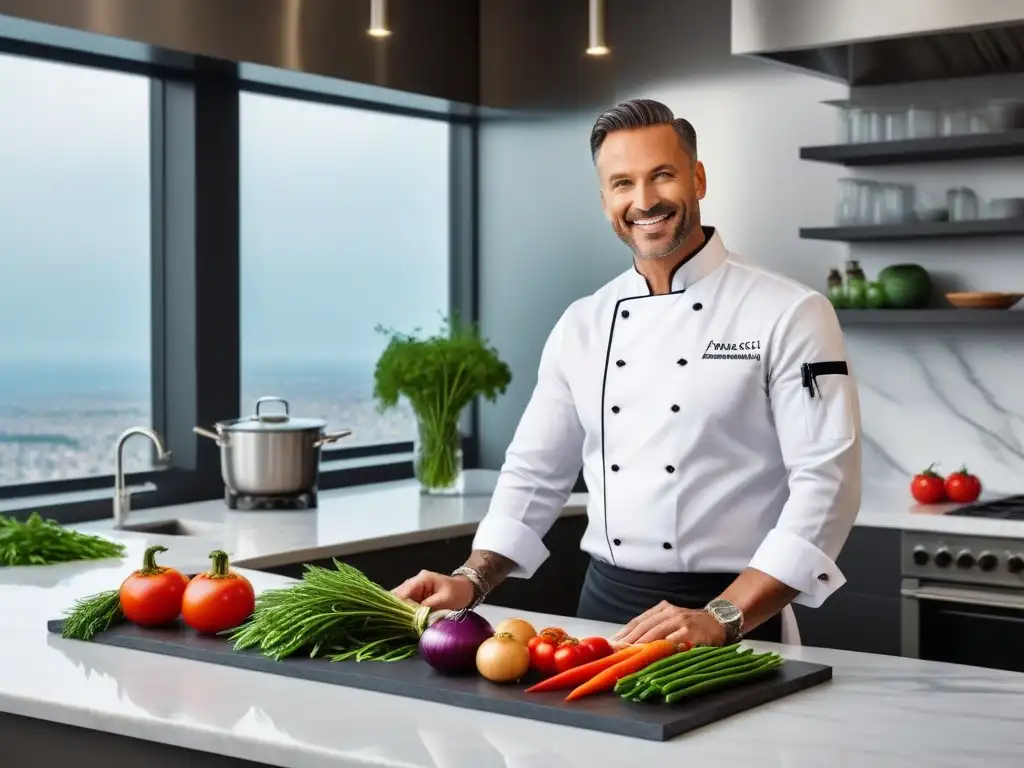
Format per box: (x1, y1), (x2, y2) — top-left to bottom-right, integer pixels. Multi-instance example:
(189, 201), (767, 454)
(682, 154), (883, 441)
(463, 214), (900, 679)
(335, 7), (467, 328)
(394, 98), (862, 647)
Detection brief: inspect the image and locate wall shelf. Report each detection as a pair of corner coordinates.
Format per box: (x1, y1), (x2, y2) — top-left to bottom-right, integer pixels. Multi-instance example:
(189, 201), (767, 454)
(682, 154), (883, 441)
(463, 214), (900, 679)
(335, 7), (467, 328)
(837, 310), (1024, 326)
(800, 130), (1024, 167)
(800, 218), (1024, 242)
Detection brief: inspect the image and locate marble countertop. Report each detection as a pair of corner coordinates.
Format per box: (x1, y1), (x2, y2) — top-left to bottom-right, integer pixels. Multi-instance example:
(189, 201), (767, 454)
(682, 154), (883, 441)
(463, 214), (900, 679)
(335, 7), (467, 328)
(3, 533), (1023, 768)
(67, 474), (1024, 575)
(0, 476), (1019, 765)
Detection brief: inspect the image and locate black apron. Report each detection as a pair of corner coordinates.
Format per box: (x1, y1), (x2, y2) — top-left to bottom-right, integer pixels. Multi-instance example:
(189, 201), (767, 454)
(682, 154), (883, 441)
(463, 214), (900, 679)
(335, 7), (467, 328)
(576, 557), (783, 643)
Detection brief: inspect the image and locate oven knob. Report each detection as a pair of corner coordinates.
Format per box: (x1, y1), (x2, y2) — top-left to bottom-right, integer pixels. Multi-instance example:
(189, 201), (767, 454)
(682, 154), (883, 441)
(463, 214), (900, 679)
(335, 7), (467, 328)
(933, 548), (952, 568)
(956, 550), (975, 569)
(912, 546), (929, 566)
(1008, 554), (1024, 575)
(978, 552), (998, 572)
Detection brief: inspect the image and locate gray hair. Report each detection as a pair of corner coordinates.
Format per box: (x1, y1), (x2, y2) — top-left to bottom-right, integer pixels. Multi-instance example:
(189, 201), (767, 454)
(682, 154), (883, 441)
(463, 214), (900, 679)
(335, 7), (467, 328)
(589, 99), (697, 163)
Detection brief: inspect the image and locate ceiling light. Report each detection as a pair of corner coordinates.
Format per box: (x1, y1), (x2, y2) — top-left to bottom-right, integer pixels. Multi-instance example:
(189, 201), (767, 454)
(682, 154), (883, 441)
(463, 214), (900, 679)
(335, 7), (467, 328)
(368, 0), (392, 38)
(587, 0), (609, 56)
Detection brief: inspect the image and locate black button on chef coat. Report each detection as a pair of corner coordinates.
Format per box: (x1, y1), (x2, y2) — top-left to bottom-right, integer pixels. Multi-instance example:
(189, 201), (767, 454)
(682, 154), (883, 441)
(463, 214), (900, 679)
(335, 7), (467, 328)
(621, 309), (629, 318)
(677, 358), (688, 366)
(611, 405), (620, 413)
(616, 359), (626, 367)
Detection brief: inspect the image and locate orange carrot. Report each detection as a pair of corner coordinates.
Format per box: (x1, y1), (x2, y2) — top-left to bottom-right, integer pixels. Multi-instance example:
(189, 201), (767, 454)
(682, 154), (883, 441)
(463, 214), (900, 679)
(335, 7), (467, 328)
(564, 640), (677, 701)
(525, 645), (643, 693)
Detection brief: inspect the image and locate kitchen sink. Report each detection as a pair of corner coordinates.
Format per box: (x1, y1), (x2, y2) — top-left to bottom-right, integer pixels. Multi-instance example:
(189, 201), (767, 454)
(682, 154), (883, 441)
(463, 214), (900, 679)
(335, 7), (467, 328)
(117, 519), (222, 537)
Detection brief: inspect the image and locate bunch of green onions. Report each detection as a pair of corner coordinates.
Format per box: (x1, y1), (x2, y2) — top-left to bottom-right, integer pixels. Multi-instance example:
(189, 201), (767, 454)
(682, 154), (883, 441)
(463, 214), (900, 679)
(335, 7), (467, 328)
(0, 512), (126, 566)
(228, 560), (450, 662)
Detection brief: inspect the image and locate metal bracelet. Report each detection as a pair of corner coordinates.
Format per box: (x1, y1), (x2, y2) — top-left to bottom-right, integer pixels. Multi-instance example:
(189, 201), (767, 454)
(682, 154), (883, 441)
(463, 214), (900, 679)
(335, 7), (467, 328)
(451, 565), (489, 608)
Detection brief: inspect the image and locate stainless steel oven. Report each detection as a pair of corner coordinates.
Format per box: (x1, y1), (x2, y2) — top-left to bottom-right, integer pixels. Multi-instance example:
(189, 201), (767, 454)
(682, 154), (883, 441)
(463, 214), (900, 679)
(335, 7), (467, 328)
(901, 531), (1024, 674)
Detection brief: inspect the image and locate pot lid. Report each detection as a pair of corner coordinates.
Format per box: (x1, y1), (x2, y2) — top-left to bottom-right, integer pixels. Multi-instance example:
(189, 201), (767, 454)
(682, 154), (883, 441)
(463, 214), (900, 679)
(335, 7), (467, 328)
(217, 396), (328, 432)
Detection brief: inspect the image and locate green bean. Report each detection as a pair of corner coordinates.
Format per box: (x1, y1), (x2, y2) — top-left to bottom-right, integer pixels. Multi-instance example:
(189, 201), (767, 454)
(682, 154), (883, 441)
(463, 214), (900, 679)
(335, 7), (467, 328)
(614, 645), (738, 693)
(643, 645), (746, 683)
(647, 647), (754, 687)
(661, 654), (781, 695)
(617, 646), (714, 685)
(664, 659), (783, 704)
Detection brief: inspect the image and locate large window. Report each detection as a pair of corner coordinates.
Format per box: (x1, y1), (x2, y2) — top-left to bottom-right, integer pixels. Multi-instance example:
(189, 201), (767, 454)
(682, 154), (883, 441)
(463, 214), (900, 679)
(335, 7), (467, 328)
(239, 93), (451, 450)
(0, 54), (152, 487)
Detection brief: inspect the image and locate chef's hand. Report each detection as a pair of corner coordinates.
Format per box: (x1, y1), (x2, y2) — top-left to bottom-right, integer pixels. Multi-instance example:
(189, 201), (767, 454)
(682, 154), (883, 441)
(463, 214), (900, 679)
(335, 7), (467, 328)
(610, 601), (728, 646)
(392, 570), (476, 610)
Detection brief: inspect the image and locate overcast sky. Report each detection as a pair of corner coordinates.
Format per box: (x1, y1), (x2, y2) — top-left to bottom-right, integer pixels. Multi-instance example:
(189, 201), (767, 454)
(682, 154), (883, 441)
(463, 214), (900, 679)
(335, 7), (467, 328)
(0, 52), (449, 369)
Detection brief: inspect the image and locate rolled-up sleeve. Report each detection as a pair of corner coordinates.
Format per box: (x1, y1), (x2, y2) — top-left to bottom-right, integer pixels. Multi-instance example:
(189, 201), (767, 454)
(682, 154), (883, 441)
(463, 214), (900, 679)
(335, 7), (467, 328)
(747, 292), (861, 608)
(472, 309), (586, 579)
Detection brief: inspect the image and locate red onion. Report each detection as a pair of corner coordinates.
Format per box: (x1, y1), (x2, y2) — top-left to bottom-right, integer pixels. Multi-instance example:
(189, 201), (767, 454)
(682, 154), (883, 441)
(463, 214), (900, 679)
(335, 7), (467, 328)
(418, 610), (495, 674)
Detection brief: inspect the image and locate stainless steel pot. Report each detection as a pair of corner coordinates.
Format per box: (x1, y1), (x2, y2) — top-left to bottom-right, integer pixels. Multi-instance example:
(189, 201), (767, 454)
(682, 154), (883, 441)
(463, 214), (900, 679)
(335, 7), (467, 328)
(193, 396), (351, 497)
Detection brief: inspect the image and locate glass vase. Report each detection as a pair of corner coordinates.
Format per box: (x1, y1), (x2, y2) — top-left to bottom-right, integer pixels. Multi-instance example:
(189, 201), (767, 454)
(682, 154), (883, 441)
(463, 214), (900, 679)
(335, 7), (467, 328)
(413, 413), (464, 495)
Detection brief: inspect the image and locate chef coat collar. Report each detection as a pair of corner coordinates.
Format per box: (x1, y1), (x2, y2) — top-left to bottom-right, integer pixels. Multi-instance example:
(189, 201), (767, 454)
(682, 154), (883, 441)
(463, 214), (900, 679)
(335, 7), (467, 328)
(631, 226), (726, 296)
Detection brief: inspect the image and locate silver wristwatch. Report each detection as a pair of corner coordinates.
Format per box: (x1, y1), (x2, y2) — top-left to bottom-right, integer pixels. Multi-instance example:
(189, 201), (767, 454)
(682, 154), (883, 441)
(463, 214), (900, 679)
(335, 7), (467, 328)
(704, 598), (744, 644)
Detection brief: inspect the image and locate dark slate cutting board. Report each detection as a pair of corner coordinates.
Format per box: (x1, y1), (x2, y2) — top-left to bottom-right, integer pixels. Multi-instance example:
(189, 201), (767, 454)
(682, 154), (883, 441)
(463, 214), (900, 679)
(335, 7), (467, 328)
(47, 619), (832, 741)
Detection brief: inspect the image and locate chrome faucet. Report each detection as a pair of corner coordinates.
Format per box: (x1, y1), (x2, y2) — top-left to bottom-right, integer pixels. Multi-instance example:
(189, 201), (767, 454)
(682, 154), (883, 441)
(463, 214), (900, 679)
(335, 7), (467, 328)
(114, 427), (171, 528)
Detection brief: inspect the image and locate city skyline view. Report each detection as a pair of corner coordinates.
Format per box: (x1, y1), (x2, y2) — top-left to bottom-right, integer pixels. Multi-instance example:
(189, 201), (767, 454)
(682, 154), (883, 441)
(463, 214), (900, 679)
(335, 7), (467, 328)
(0, 52), (450, 485)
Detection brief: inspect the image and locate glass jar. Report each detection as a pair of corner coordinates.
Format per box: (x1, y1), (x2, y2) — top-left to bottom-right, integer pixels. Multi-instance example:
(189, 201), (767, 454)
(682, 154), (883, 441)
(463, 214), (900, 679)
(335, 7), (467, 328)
(413, 413), (464, 495)
(845, 260), (868, 309)
(826, 268), (847, 308)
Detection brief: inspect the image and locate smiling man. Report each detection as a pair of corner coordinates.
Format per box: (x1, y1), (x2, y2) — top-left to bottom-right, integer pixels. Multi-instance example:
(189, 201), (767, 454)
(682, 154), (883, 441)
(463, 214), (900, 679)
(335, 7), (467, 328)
(394, 98), (862, 647)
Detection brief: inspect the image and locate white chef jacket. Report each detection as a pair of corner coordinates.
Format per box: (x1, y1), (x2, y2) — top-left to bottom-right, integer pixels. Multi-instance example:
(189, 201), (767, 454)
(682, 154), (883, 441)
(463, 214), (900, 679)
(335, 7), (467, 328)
(473, 227), (861, 609)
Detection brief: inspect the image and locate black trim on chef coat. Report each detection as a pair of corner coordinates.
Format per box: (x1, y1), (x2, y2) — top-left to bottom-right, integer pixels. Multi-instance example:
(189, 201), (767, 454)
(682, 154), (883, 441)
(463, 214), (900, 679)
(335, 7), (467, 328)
(631, 226), (716, 297)
(598, 227), (717, 564)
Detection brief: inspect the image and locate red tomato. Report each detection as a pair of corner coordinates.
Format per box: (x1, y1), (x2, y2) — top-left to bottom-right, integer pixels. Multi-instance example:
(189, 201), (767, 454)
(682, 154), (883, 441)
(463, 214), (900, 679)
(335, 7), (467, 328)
(538, 626), (568, 643)
(911, 463), (946, 504)
(527, 634), (558, 674)
(181, 550), (255, 634)
(945, 466), (982, 504)
(119, 545), (189, 627)
(578, 636), (612, 661)
(552, 640), (588, 673)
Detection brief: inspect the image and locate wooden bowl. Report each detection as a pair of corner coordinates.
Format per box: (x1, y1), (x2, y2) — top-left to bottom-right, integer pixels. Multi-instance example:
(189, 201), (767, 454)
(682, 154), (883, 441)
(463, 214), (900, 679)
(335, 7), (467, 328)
(945, 292), (1024, 309)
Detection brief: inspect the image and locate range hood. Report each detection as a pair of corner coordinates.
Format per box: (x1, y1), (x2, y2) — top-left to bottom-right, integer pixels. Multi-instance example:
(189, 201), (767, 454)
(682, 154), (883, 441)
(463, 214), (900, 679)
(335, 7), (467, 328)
(732, 0), (1024, 85)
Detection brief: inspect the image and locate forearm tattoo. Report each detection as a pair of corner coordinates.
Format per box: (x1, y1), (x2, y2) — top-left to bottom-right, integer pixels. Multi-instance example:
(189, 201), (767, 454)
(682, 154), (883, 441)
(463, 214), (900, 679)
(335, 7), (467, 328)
(463, 549), (517, 592)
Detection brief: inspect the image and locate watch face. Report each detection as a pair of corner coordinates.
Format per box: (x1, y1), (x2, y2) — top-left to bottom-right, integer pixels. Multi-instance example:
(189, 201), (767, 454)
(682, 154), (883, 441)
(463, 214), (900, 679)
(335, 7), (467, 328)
(709, 599), (742, 624)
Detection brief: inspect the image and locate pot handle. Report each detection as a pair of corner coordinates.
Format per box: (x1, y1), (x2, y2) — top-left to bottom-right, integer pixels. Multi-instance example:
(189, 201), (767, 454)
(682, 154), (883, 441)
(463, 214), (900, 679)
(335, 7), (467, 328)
(193, 426), (228, 446)
(314, 429), (353, 448)
(255, 396), (290, 421)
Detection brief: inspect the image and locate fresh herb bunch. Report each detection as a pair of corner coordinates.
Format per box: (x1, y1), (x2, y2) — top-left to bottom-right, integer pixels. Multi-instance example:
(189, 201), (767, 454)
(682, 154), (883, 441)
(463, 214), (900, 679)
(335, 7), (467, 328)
(61, 590), (125, 641)
(373, 314), (511, 490)
(0, 512), (126, 566)
(228, 560), (449, 662)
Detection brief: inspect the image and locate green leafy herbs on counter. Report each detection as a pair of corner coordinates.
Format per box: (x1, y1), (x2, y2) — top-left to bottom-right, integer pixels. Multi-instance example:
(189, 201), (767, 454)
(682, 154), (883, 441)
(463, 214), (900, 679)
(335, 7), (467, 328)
(61, 589), (125, 641)
(228, 560), (453, 662)
(0, 512), (127, 566)
(373, 314), (511, 492)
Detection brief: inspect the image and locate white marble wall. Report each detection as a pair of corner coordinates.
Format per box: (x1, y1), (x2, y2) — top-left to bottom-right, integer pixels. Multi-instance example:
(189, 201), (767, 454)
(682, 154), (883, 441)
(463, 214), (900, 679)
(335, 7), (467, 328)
(846, 328), (1024, 494)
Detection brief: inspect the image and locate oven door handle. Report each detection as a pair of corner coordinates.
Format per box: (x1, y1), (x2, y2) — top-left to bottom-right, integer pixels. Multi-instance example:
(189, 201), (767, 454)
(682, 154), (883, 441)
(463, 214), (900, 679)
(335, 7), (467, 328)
(901, 584), (1024, 611)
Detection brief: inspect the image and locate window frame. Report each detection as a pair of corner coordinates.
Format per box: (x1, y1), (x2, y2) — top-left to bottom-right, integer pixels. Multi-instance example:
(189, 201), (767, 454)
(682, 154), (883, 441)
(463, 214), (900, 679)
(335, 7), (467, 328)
(0, 40), (478, 523)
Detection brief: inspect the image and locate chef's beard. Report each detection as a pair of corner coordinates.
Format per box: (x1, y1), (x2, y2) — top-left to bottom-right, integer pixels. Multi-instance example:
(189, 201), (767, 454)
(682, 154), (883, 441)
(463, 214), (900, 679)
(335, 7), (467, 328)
(618, 201), (696, 262)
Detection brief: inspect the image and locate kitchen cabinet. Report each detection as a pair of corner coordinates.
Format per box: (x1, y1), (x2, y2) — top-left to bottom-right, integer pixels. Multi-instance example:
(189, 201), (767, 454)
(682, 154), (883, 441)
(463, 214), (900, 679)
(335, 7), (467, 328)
(0, 710), (267, 768)
(791, 526), (902, 656)
(265, 515), (592, 618)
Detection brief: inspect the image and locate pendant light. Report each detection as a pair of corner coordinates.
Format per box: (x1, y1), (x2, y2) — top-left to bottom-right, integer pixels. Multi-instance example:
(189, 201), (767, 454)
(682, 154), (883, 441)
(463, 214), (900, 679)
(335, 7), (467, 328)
(368, 0), (392, 38)
(586, 0), (610, 56)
